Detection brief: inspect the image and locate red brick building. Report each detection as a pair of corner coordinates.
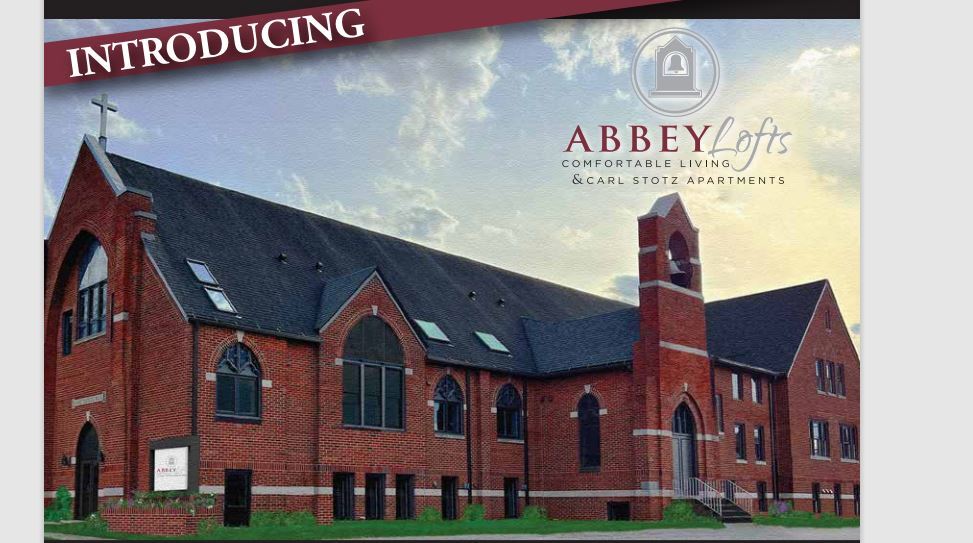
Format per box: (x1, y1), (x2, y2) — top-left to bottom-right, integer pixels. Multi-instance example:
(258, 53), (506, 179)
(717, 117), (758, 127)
(44, 135), (859, 524)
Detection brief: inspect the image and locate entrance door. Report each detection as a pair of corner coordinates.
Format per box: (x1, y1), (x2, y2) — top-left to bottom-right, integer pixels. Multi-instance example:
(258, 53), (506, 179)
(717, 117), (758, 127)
(74, 423), (100, 519)
(503, 478), (519, 519)
(671, 404), (697, 496)
(224, 469), (252, 527)
(441, 476), (458, 520)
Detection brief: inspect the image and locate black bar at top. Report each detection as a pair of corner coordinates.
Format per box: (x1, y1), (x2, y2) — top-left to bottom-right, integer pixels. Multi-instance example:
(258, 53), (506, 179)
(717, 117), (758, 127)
(45, 0), (859, 21)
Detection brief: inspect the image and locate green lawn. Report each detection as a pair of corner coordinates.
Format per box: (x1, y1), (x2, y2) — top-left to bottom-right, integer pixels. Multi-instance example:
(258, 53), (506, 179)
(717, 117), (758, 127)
(45, 517), (723, 540)
(752, 513), (860, 528)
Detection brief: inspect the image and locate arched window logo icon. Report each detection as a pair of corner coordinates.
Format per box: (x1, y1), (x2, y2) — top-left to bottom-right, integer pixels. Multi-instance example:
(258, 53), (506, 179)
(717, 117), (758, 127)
(631, 28), (720, 117)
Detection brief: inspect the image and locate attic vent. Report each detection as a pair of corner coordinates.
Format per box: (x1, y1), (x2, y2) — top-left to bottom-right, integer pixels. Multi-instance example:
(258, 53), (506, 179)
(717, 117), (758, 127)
(468, 291), (477, 300)
(277, 252), (288, 263)
(496, 298), (506, 307)
(315, 261), (324, 272)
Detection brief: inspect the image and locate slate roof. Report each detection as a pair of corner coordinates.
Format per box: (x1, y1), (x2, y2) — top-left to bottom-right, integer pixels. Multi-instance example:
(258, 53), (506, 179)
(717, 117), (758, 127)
(107, 153), (630, 376)
(101, 148), (826, 377)
(705, 280), (827, 374)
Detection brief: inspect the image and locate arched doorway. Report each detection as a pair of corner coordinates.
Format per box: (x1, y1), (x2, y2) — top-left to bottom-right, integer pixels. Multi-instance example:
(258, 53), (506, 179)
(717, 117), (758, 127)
(671, 404), (698, 495)
(74, 423), (100, 519)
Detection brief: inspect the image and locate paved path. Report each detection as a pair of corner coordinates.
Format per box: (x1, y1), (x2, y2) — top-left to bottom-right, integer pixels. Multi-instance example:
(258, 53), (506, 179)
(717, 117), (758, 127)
(359, 524), (859, 540)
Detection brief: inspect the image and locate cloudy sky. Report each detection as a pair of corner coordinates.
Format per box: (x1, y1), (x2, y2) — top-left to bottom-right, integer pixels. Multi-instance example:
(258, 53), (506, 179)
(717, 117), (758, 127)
(44, 18), (861, 345)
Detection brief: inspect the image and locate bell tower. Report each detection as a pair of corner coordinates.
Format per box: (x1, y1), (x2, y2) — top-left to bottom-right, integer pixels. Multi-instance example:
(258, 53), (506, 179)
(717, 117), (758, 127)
(630, 193), (716, 514)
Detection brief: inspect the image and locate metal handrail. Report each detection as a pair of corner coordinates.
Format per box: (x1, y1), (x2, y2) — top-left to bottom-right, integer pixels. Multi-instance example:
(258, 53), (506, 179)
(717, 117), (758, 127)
(710, 479), (755, 515)
(674, 477), (722, 517)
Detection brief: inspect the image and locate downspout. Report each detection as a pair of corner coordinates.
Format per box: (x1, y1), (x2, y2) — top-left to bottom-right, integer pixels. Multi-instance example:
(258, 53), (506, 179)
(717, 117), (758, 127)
(522, 379), (531, 506)
(768, 375), (780, 501)
(191, 321), (199, 436)
(465, 368), (473, 504)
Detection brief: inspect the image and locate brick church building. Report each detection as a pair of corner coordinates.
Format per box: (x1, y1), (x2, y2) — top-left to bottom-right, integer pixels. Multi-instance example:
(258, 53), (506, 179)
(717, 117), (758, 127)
(44, 134), (860, 525)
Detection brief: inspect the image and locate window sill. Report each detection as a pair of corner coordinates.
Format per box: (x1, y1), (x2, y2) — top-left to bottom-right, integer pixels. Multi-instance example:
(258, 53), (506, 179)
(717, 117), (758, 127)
(735, 459), (748, 464)
(840, 458), (859, 464)
(580, 466), (601, 473)
(810, 455), (831, 461)
(74, 331), (107, 345)
(497, 438), (524, 444)
(755, 460), (767, 465)
(215, 414), (262, 425)
(435, 432), (465, 440)
(343, 424), (406, 433)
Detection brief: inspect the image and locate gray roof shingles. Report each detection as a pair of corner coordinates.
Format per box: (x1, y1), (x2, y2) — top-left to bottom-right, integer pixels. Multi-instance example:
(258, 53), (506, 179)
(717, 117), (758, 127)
(108, 152), (825, 377)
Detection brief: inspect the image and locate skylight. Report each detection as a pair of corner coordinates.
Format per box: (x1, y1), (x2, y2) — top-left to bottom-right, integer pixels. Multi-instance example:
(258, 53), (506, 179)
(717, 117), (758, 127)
(415, 319), (451, 343)
(475, 331), (509, 354)
(186, 259), (218, 285)
(204, 286), (236, 313)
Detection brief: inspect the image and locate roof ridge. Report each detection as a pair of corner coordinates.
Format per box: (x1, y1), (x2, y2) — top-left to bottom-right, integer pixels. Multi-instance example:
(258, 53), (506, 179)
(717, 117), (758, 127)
(522, 305), (636, 326)
(705, 279), (828, 306)
(107, 152), (629, 310)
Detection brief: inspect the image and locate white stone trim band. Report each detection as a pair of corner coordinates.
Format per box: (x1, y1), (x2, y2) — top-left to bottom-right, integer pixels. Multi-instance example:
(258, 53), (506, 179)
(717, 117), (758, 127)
(71, 392), (106, 408)
(638, 280), (704, 300)
(659, 341), (709, 358)
(639, 245), (658, 254)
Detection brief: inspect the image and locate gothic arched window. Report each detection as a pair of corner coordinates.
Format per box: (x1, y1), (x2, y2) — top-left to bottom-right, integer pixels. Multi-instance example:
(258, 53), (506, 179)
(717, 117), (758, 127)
(77, 241), (108, 339)
(496, 384), (522, 440)
(216, 343), (261, 419)
(342, 317), (405, 429)
(434, 375), (464, 435)
(578, 393), (601, 470)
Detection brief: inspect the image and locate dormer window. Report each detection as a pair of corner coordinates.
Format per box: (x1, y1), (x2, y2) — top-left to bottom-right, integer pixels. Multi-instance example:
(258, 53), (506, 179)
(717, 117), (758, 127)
(666, 232), (692, 289)
(77, 241), (108, 339)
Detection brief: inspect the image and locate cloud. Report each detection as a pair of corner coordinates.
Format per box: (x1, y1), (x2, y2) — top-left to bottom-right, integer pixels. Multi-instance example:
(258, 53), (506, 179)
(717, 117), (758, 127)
(539, 19), (686, 79)
(43, 181), (59, 220)
(281, 173), (458, 244)
(334, 28), (502, 170)
(604, 274), (639, 305)
(46, 19), (112, 40)
(849, 322), (861, 335)
(556, 225), (593, 248)
(79, 105), (147, 142)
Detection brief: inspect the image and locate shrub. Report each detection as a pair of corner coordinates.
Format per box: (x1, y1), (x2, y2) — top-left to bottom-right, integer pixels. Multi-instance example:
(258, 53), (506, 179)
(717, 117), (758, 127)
(461, 504), (485, 521)
(418, 506), (442, 522)
(251, 510), (317, 527)
(521, 505), (548, 520)
(106, 491), (216, 515)
(770, 500), (791, 515)
(82, 512), (107, 532)
(44, 486), (73, 521)
(196, 518), (219, 534)
(663, 500), (698, 522)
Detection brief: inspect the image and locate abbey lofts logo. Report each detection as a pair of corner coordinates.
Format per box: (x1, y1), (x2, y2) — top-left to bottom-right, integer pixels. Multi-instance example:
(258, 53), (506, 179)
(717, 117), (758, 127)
(560, 27), (793, 184)
(632, 28), (719, 117)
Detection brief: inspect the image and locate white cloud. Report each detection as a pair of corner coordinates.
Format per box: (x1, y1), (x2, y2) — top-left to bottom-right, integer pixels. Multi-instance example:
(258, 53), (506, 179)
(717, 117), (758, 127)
(281, 173), (458, 244)
(604, 274), (639, 305)
(539, 19), (686, 79)
(79, 106), (146, 142)
(479, 224), (518, 244)
(43, 181), (59, 220)
(334, 28), (502, 170)
(46, 19), (112, 40)
(556, 225), (593, 248)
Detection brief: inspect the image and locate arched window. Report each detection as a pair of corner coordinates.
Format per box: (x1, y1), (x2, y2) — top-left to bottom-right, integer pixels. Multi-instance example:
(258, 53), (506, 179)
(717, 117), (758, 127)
(496, 384), (522, 440)
(77, 241), (108, 339)
(666, 232), (693, 289)
(342, 317), (405, 429)
(578, 393), (601, 470)
(216, 343), (260, 419)
(433, 375), (464, 435)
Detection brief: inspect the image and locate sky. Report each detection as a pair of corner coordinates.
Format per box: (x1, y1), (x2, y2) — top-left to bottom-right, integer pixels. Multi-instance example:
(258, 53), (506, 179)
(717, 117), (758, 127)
(44, 18), (861, 346)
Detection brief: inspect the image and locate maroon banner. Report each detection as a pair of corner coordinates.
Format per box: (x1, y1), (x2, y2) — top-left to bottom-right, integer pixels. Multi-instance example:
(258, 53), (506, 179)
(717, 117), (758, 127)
(44, 0), (676, 86)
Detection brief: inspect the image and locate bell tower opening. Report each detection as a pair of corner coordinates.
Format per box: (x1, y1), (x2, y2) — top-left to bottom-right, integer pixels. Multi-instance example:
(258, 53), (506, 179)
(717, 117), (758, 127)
(667, 231), (693, 288)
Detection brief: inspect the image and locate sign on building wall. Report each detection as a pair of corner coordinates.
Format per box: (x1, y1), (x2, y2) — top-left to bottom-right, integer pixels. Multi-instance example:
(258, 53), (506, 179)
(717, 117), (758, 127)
(153, 446), (189, 491)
